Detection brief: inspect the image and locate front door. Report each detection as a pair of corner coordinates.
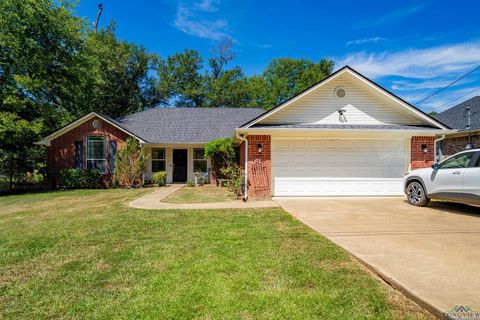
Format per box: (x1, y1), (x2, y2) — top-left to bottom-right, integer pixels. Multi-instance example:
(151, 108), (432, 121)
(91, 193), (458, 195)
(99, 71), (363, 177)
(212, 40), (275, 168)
(173, 149), (188, 182)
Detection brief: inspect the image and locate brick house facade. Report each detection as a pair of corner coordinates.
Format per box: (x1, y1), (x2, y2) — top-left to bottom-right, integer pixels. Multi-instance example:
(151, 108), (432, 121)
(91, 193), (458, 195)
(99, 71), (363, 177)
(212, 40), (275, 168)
(440, 133), (480, 158)
(411, 136), (435, 169)
(46, 116), (130, 186)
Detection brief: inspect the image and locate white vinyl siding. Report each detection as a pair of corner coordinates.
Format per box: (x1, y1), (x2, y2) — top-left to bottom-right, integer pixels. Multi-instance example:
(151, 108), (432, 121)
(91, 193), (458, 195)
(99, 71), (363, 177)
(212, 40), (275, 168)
(260, 75), (422, 126)
(271, 138), (407, 196)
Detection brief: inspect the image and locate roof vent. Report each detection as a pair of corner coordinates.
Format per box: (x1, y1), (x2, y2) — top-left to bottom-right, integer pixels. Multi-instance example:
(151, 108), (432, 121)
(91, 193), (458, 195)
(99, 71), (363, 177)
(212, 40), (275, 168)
(92, 119), (101, 129)
(334, 87), (346, 98)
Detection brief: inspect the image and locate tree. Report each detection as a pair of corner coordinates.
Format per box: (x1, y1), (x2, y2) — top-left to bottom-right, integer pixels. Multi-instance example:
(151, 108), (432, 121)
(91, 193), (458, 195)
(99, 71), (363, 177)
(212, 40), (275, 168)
(208, 38), (235, 80)
(261, 58), (334, 108)
(157, 49), (205, 108)
(82, 24), (162, 118)
(114, 137), (147, 187)
(0, 112), (43, 191)
(0, 0), (162, 186)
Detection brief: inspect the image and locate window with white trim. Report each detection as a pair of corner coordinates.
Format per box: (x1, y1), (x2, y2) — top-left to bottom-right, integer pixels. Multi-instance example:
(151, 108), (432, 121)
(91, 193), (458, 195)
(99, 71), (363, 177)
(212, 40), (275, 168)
(193, 148), (207, 173)
(151, 148), (166, 172)
(86, 136), (106, 173)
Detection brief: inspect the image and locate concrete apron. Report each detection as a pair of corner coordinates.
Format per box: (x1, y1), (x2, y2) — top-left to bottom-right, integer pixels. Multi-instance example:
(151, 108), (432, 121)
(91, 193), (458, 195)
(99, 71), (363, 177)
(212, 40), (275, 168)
(274, 196), (480, 319)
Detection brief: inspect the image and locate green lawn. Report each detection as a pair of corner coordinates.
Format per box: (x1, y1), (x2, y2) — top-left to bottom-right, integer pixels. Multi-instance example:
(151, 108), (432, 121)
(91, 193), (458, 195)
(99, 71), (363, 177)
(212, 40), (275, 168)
(163, 185), (237, 203)
(0, 189), (430, 319)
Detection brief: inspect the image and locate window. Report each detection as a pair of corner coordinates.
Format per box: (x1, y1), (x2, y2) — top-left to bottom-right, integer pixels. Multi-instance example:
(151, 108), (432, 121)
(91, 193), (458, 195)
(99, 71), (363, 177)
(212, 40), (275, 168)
(475, 153), (480, 167)
(86, 136), (106, 173)
(193, 148), (207, 173)
(152, 148), (166, 172)
(439, 152), (475, 169)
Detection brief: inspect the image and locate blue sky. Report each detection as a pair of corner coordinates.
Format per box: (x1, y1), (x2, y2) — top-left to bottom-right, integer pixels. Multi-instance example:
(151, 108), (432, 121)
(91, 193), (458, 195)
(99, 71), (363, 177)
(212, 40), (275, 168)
(75, 0), (480, 113)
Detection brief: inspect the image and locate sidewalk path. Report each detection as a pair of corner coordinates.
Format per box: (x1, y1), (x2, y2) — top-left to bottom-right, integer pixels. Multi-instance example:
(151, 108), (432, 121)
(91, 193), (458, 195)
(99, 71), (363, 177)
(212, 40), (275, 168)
(129, 185), (278, 209)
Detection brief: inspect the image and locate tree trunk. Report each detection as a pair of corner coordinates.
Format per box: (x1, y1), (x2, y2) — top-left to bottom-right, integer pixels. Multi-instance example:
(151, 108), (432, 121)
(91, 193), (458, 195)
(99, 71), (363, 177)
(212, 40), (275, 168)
(93, 3), (103, 32)
(9, 154), (14, 192)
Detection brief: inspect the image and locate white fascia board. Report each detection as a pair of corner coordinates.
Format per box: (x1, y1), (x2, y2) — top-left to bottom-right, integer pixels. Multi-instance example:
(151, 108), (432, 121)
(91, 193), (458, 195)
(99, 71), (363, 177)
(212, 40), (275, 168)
(236, 127), (456, 135)
(35, 112), (145, 146)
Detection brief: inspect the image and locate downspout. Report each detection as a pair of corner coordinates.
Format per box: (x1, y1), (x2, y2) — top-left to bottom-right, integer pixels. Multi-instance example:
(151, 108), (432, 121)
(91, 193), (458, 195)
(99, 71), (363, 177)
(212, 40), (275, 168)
(235, 131), (248, 202)
(434, 135), (445, 163)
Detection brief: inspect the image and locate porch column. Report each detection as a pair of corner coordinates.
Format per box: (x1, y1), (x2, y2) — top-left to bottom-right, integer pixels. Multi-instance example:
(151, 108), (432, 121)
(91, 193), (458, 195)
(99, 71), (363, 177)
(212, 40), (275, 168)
(247, 135), (271, 199)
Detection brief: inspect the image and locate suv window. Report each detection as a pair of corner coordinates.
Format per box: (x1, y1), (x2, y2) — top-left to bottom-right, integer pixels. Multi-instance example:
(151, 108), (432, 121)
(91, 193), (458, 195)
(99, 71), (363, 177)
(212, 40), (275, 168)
(439, 152), (475, 169)
(476, 153), (480, 167)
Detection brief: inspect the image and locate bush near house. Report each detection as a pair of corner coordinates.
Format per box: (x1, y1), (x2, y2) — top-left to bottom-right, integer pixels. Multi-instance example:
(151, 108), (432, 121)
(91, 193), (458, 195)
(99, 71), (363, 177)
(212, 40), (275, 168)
(114, 138), (147, 187)
(58, 168), (102, 189)
(152, 171), (167, 186)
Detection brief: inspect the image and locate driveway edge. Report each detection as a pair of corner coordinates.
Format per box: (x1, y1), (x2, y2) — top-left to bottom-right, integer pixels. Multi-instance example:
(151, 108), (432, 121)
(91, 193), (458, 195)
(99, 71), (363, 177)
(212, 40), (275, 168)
(292, 216), (442, 319)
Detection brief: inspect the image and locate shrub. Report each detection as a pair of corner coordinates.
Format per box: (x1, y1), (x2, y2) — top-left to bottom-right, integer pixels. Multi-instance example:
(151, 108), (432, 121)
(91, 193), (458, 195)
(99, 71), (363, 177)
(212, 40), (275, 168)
(82, 169), (103, 188)
(152, 171), (167, 186)
(114, 137), (147, 187)
(204, 138), (236, 181)
(58, 169), (84, 189)
(186, 179), (195, 187)
(58, 168), (102, 189)
(220, 164), (244, 198)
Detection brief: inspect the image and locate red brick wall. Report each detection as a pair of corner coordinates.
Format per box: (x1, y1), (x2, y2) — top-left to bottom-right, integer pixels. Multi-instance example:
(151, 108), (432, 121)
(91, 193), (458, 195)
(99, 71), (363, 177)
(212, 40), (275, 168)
(441, 133), (479, 157)
(247, 135), (271, 199)
(46, 116), (129, 186)
(411, 136), (435, 169)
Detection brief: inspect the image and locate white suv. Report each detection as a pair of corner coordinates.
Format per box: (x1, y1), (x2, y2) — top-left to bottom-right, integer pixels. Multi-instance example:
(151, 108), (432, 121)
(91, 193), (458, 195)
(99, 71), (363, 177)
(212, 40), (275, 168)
(403, 149), (480, 206)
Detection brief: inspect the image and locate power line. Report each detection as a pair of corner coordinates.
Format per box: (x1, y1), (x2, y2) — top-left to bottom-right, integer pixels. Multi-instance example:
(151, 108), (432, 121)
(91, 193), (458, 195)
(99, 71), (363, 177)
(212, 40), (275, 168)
(415, 64), (480, 105)
(433, 86), (480, 112)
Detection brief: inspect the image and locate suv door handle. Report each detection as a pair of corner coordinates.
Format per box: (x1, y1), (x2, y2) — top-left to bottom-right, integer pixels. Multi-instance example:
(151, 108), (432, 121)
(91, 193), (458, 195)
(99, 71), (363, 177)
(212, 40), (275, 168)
(452, 171), (462, 175)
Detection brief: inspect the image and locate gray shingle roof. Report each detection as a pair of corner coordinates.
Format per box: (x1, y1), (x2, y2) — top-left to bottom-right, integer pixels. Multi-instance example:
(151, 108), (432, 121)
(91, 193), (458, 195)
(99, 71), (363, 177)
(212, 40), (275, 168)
(251, 123), (439, 130)
(117, 107), (265, 143)
(436, 96), (480, 130)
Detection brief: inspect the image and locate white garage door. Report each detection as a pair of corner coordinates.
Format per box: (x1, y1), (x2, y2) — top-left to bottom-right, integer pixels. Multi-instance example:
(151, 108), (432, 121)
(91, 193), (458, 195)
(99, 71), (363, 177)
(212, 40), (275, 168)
(272, 138), (406, 196)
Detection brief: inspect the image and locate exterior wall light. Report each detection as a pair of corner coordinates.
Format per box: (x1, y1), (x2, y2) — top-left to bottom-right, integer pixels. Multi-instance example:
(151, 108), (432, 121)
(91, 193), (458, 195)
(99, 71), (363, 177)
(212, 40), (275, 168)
(257, 144), (263, 153)
(465, 143), (473, 150)
(421, 144), (428, 154)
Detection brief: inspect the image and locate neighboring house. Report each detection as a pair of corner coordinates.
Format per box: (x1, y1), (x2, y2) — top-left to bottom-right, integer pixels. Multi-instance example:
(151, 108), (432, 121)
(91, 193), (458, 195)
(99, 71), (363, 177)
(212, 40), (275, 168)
(37, 66), (452, 198)
(435, 96), (480, 158)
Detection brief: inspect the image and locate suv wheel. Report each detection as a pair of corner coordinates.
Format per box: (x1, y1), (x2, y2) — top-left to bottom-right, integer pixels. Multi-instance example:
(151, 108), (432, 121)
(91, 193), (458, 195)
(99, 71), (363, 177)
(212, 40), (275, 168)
(406, 181), (430, 206)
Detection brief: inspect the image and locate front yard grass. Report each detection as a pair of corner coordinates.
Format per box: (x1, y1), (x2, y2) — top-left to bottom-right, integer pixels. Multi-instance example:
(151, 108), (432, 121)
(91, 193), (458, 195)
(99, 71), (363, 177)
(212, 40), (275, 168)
(163, 185), (237, 203)
(0, 189), (430, 319)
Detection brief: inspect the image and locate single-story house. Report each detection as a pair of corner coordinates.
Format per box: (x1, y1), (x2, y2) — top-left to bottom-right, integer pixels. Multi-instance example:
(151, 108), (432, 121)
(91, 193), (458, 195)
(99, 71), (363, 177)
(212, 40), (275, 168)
(36, 66), (453, 198)
(435, 96), (480, 159)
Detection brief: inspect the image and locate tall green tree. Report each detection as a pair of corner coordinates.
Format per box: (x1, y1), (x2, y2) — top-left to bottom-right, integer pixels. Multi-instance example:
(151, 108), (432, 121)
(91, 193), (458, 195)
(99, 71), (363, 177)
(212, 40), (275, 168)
(157, 49), (205, 108)
(81, 24), (162, 118)
(0, 0), (162, 184)
(261, 58), (334, 108)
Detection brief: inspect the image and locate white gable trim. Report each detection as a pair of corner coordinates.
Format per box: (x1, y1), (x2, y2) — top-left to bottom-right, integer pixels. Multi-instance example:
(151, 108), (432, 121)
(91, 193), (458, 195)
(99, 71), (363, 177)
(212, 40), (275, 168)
(241, 66), (449, 130)
(35, 112), (145, 146)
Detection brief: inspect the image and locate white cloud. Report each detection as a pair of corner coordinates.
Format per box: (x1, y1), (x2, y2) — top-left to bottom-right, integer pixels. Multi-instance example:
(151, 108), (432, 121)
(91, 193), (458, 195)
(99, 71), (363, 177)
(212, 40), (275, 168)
(336, 41), (480, 112)
(173, 1), (230, 41)
(256, 43), (272, 49)
(373, 4), (424, 25)
(346, 37), (386, 46)
(337, 42), (480, 79)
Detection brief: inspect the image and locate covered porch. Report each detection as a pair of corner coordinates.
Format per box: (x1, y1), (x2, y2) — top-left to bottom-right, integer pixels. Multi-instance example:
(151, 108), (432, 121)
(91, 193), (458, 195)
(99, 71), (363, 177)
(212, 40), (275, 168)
(143, 144), (212, 184)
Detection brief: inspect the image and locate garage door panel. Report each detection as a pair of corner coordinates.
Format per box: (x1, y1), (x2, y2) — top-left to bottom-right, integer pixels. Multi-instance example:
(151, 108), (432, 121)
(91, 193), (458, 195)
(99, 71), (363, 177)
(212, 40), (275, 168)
(272, 138), (406, 196)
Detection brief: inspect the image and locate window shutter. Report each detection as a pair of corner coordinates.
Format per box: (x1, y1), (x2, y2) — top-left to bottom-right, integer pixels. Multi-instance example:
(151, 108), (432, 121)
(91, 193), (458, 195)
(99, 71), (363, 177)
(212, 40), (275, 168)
(75, 141), (83, 169)
(108, 141), (117, 175)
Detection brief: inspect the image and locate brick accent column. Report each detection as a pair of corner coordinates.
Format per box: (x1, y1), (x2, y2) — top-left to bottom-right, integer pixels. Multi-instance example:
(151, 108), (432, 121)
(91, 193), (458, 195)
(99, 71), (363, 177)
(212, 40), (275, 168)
(247, 135), (271, 199)
(411, 136), (435, 169)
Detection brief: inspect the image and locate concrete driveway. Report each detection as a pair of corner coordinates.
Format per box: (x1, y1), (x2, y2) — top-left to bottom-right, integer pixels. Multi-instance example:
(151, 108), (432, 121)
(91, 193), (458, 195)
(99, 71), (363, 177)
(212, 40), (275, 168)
(275, 197), (480, 317)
